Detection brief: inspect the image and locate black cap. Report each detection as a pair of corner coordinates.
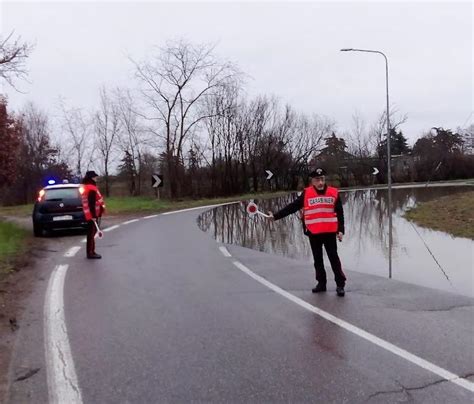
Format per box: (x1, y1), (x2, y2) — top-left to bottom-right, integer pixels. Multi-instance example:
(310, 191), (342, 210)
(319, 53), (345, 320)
(309, 168), (326, 177)
(85, 171), (99, 178)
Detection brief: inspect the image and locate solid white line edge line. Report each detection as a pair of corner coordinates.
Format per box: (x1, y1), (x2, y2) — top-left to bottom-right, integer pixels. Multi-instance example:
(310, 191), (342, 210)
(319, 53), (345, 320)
(103, 224), (120, 232)
(219, 246), (232, 257)
(44, 264), (83, 403)
(161, 201), (237, 215)
(232, 260), (474, 393)
(122, 218), (140, 225)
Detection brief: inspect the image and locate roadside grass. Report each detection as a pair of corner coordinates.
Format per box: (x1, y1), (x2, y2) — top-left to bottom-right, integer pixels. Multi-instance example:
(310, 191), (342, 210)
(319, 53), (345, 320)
(0, 204), (33, 217)
(0, 192), (291, 218)
(0, 221), (29, 277)
(404, 191), (474, 239)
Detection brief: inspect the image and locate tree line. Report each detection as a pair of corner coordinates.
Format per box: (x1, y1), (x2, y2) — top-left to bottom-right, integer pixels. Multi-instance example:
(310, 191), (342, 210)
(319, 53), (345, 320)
(1, 36), (473, 205)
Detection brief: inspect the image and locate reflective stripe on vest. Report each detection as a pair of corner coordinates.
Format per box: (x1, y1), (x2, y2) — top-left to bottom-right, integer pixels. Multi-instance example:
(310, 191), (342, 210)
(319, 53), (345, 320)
(304, 208), (335, 215)
(303, 186), (339, 234)
(305, 217), (338, 225)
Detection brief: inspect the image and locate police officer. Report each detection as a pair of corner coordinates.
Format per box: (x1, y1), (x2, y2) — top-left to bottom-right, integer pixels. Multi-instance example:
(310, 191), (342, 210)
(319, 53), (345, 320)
(268, 168), (347, 296)
(81, 171), (105, 259)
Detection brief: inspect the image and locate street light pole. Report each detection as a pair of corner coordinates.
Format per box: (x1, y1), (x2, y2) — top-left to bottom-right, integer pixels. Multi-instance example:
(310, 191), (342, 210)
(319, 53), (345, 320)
(340, 48), (393, 278)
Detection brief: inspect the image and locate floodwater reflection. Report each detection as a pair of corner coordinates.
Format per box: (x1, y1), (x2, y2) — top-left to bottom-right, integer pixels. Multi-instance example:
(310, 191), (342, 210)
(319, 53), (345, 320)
(198, 186), (474, 297)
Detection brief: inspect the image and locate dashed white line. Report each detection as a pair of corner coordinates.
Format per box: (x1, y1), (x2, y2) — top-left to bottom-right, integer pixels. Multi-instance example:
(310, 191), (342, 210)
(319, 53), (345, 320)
(122, 219), (139, 225)
(44, 264), (83, 403)
(219, 246), (232, 257)
(64, 246), (81, 257)
(143, 214), (158, 219)
(103, 224), (120, 232)
(232, 260), (474, 393)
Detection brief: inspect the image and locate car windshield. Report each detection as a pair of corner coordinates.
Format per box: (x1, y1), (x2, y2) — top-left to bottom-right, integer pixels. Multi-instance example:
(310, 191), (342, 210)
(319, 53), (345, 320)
(44, 188), (80, 201)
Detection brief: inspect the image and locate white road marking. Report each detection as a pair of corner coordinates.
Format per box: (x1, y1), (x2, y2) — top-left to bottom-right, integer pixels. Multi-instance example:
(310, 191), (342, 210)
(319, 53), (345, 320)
(161, 202), (237, 215)
(219, 246), (232, 257)
(103, 224), (120, 232)
(143, 214), (158, 219)
(44, 264), (83, 403)
(64, 246), (81, 257)
(232, 260), (474, 393)
(122, 219), (139, 225)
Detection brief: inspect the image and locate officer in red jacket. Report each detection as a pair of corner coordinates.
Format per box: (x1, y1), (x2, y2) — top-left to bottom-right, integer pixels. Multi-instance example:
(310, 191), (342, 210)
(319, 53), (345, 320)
(269, 168), (346, 296)
(81, 171), (105, 259)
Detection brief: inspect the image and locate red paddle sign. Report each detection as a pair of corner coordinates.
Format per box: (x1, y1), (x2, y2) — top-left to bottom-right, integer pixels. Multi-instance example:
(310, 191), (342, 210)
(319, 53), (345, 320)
(94, 220), (104, 239)
(247, 202), (258, 216)
(246, 202), (270, 218)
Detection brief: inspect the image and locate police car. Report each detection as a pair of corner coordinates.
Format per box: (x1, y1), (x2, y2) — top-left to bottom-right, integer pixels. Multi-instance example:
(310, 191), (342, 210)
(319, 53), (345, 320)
(32, 183), (87, 236)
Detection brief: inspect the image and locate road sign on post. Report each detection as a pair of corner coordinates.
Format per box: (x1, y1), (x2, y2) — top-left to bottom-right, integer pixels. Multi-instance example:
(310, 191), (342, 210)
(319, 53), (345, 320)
(152, 174), (163, 188)
(152, 174), (163, 199)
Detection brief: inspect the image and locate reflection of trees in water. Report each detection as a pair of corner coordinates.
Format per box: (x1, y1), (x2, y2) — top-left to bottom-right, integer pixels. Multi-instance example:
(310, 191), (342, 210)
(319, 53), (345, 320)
(197, 186), (472, 261)
(197, 195), (314, 259)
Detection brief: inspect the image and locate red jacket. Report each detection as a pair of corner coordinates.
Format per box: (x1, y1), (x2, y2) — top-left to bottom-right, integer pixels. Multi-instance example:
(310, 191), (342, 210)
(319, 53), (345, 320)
(80, 183), (105, 221)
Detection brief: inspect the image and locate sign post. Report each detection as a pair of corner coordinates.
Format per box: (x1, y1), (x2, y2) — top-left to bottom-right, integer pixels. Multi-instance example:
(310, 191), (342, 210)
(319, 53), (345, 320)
(151, 174), (163, 199)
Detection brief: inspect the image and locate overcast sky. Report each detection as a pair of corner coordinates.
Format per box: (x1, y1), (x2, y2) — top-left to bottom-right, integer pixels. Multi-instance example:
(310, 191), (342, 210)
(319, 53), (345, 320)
(1, 1), (472, 144)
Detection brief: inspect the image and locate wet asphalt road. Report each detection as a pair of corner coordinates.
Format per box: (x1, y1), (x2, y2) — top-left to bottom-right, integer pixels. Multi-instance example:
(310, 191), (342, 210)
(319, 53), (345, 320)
(8, 207), (474, 403)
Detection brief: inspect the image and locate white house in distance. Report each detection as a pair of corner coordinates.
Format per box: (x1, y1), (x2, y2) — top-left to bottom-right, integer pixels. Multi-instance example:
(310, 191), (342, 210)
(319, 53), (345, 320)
(459, 123), (474, 154)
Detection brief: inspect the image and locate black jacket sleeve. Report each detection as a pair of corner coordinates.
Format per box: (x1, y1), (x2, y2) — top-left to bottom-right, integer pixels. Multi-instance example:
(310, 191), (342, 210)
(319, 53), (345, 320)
(273, 193), (304, 221)
(335, 196), (345, 234)
(88, 190), (97, 219)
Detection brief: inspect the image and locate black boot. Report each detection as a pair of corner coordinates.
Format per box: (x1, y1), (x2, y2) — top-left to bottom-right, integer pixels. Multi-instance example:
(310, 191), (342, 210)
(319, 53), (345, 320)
(336, 287), (345, 297)
(312, 283), (327, 293)
(87, 253), (102, 259)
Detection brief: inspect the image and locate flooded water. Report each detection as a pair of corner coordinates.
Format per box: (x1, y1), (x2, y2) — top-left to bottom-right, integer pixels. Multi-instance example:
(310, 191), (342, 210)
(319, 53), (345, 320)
(198, 186), (474, 297)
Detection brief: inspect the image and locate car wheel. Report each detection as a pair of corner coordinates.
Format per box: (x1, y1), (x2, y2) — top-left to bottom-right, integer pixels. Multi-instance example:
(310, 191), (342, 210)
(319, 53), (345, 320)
(33, 223), (43, 237)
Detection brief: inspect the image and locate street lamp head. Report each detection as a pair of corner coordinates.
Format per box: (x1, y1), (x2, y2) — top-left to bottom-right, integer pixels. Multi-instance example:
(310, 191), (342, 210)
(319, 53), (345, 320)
(340, 48), (353, 51)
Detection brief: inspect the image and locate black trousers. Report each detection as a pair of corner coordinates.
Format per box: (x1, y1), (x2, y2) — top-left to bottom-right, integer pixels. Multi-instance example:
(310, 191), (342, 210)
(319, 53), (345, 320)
(309, 233), (346, 287)
(86, 220), (97, 257)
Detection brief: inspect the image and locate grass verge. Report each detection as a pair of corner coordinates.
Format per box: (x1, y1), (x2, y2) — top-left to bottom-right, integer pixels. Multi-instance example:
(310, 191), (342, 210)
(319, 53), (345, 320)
(0, 191), (290, 218)
(0, 221), (29, 277)
(404, 191), (474, 239)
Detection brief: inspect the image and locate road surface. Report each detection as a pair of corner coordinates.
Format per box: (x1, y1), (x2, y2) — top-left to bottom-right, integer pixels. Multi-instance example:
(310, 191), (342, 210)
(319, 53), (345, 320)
(7, 206), (474, 403)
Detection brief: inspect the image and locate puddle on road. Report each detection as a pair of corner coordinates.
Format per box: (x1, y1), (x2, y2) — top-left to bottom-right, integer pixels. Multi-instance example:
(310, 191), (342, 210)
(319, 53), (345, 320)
(198, 186), (474, 297)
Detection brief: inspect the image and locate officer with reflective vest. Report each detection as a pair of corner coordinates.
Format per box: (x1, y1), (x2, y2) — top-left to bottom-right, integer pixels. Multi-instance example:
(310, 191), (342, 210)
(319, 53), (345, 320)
(268, 168), (346, 296)
(81, 171), (105, 259)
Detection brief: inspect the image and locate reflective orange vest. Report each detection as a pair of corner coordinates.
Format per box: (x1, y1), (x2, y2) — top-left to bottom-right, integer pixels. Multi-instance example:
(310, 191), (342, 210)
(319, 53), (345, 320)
(80, 184), (105, 221)
(303, 186), (338, 234)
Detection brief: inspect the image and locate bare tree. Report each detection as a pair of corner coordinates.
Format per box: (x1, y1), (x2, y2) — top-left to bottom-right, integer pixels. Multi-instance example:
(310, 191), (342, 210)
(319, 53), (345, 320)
(345, 112), (375, 158)
(132, 39), (240, 197)
(93, 86), (121, 196)
(14, 103), (70, 202)
(115, 87), (149, 195)
(369, 108), (408, 153)
(59, 100), (94, 179)
(0, 31), (34, 89)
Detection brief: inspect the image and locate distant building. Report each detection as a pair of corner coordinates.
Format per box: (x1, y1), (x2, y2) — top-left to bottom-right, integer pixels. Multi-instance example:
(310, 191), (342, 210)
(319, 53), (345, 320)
(459, 124), (474, 154)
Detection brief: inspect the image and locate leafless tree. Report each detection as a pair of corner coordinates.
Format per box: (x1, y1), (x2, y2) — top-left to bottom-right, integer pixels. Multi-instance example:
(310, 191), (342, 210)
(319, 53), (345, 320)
(0, 31), (34, 89)
(115, 87), (149, 194)
(14, 103), (70, 202)
(131, 39), (240, 197)
(93, 86), (121, 196)
(369, 108), (408, 153)
(59, 99), (94, 179)
(346, 112), (372, 158)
